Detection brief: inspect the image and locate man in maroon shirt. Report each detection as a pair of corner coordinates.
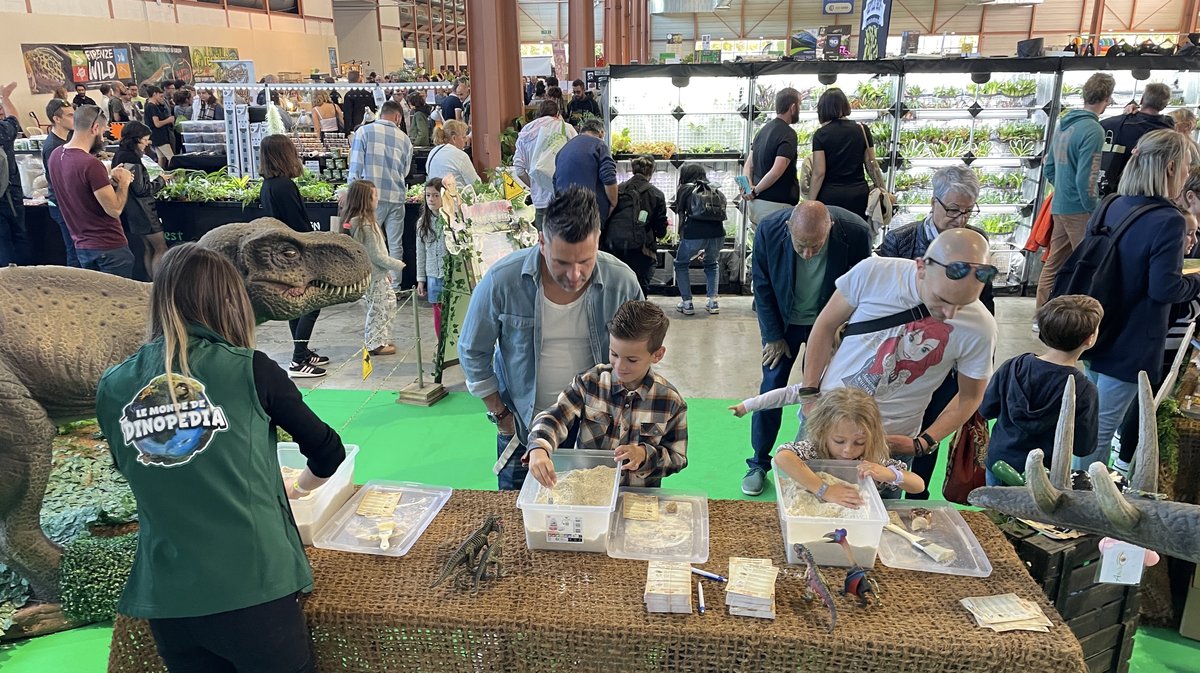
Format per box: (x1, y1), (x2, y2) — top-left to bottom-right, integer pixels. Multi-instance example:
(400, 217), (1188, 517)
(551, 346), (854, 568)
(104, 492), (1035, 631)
(47, 105), (135, 278)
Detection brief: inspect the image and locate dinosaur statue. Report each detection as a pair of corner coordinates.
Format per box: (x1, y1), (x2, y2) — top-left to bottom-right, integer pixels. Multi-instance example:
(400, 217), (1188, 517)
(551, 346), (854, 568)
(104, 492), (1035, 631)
(969, 372), (1200, 564)
(431, 516), (505, 594)
(823, 529), (880, 607)
(793, 543), (837, 632)
(0, 219), (371, 605)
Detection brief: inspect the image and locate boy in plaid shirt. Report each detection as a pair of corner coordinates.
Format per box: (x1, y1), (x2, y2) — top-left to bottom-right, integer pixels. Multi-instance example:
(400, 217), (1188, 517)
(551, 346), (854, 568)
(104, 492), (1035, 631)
(526, 301), (688, 488)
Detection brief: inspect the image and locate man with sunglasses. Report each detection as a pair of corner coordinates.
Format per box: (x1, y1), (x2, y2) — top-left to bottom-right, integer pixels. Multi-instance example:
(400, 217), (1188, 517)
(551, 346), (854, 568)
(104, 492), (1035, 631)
(800, 228), (998, 471)
(877, 166), (994, 497)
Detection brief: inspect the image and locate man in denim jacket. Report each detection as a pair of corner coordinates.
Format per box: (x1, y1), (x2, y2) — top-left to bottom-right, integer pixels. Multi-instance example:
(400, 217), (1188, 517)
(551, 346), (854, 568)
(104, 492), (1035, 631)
(458, 187), (644, 489)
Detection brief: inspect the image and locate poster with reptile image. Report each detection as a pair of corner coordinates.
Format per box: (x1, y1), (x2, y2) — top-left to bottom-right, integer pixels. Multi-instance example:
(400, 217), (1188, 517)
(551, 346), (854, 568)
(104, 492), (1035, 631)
(21, 43), (135, 94)
(191, 46), (240, 82)
(130, 43), (194, 87)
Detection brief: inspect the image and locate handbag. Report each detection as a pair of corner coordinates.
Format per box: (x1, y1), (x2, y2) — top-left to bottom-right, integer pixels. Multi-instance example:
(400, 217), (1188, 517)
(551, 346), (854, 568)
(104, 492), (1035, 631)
(834, 304), (930, 349)
(530, 120), (570, 192)
(859, 123), (894, 230)
(942, 411), (989, 505)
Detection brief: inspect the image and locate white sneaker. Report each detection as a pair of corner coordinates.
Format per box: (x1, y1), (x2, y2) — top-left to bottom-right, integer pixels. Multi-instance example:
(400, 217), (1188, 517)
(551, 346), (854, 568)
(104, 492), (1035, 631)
(706, 298), (720, 314)
(676, 300), (695, 316)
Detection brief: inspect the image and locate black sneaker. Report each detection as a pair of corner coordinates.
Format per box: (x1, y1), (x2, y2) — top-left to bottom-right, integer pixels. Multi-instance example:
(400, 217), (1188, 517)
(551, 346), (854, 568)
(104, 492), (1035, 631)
(289, 362), (327, 378)
(303, 350), (331, 366)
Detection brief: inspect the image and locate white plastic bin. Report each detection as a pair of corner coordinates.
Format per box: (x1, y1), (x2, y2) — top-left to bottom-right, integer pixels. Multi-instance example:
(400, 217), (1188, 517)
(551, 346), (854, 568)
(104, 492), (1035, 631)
(516, 449), (619, 553)
(772, 457), (887, 568)
(278, 442), (358, 545)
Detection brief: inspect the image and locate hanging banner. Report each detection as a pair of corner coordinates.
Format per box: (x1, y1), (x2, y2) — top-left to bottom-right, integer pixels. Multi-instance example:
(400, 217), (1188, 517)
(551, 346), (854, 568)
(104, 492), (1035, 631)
(213, 60), (255, 85)
(190, 47), (240, 82)
(21, 43), (134, 94)
(130, 43), (194, 86)
(552, 41), (568, 79)
(858, 0), (894, 60)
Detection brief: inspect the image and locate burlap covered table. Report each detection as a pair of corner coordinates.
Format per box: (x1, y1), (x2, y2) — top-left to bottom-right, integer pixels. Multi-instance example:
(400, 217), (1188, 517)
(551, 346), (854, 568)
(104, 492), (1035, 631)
(109, 490), (1087, 673)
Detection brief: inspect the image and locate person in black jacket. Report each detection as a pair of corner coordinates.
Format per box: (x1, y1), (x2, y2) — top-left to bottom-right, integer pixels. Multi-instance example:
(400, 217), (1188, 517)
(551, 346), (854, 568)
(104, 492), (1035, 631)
(341, 70), (377, 132)
(605, 155), (667, 295)
(258, 134), (329, 379)
(670, 164), (727, 316)
(111, 121), (167, 277)
(1059, 129), (1200, 470)
(980, 296), (1102, 484)
(877, 165), (993, 498)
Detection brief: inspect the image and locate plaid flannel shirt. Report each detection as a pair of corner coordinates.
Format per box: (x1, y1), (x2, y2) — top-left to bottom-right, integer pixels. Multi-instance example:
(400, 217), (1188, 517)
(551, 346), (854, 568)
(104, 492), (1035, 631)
(525, 364), (688, 487)
(348, 119), (413, 204)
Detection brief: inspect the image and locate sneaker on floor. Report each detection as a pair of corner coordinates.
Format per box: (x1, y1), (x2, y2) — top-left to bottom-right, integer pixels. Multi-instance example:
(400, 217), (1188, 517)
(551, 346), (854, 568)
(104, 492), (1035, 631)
(288, 362), (327, 378)
(741, 468), (766, 496)
(303, 350), (330, 366)
(677, 300), (695, 316)
(706, 298), (720, 314)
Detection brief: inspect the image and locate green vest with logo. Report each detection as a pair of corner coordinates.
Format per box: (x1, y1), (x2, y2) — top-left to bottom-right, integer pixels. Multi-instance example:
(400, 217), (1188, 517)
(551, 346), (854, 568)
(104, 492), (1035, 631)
(96, 325), (313, 619)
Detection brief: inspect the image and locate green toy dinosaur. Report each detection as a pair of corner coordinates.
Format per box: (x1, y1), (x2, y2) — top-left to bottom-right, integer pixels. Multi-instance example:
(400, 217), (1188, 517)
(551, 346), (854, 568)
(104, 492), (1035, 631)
(0, 219), (371, 605)
(431, 516), (505, 594)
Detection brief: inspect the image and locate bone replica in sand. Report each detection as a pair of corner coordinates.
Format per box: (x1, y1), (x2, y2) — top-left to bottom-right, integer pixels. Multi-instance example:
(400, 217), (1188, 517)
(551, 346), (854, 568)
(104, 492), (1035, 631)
(969, 372), (1200, 564)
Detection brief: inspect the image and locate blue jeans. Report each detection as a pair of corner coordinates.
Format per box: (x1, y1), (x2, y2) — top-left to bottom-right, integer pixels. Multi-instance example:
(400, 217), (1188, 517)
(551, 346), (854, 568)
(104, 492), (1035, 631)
(496, 420), (580, 491)
(674, 237), (723, 302)
(377, 201), (406, 290)
(748, 323), (813, 472)
(985, 467), (1002, 486)
(1074, 368), (1139, 471)
(76, 246), (135, 278)
(48, 205), (79, 267)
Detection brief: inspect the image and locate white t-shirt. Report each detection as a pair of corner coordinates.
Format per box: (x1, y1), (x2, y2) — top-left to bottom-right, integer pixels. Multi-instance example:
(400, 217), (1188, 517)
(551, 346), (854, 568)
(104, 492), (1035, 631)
(534, 291), (594, 413)
(426, 143), (481, 188)
(822, 257), (997, 436)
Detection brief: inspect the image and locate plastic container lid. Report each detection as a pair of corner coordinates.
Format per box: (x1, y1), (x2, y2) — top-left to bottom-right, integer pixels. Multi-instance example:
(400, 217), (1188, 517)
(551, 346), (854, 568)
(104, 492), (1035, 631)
(313, 480), (452, 557)
(606, 487), (710, 563)
(878, 502), (993, 578)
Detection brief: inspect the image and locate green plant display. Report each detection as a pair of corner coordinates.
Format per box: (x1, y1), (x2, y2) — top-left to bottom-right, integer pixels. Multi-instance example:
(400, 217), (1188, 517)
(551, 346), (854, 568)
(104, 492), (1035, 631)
(996, 121), (1043, 142)
(933, 85), (964, 99)
(867, 121), (892, 147)
(967, 81), (1003, 97)
(157, 168), (339, 205)
(795, 123), (816, 146)
(899, 190), (929, 204)
(976, 190), (1023, 205)
(1008, 139), (1038, 157)
(1061, 84), (1083, 97)
(685, 142), (736, 154)
(852, 80), (891, 110)
(611, 128), (634, 154)
(60, 533), (137, 624)
(977, 171), (1024, 190)
(893, 171), (931, 191)
(978, 213), (1021, 235)
(906, 85), (924, 98)
(999, 78), (1037, 98)
(972, 141), (993, 157)
(500, 116), (524, 165)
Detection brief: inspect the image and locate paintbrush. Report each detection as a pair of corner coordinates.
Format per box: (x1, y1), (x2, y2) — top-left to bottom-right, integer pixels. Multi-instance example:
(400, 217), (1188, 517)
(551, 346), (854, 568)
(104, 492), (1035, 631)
(884, 523), (957, 565)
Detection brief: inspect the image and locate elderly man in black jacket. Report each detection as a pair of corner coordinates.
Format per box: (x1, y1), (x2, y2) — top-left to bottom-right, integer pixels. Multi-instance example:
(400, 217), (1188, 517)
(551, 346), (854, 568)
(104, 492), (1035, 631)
(877, 165), (994, 497)
(741, 201), (872, 496)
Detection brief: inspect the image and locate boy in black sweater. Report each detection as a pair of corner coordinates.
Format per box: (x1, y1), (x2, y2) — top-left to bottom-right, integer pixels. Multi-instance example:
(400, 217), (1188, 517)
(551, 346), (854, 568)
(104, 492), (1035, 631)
(980, 295), (1103, 484)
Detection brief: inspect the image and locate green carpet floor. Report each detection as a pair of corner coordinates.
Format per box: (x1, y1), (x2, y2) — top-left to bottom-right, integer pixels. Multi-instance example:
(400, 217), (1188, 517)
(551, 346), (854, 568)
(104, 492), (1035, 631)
(1, 390), (1196, 672)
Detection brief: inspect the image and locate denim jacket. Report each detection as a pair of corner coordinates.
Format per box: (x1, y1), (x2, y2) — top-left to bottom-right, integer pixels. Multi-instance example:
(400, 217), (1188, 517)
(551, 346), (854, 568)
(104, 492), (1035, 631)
(457, 246), (644, 439)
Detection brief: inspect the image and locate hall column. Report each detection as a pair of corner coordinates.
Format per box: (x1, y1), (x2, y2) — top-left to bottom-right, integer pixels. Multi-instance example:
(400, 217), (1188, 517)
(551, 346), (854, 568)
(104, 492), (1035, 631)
(604, 0), (626, 65)
(568, 0), (595, 80)
(466, 0), (523, 171)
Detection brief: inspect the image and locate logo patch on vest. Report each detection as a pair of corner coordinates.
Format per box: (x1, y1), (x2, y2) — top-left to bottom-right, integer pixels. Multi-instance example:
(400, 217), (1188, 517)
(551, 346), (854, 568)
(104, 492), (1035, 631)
(119, 374), (230, 467)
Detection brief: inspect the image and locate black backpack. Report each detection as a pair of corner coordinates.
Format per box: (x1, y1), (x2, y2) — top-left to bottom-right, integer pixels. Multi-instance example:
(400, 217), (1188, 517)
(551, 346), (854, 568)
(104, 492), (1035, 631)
(686, 180), (727, 222)
(1052, 195), (1171, 309)
(605, 179), (657, 251)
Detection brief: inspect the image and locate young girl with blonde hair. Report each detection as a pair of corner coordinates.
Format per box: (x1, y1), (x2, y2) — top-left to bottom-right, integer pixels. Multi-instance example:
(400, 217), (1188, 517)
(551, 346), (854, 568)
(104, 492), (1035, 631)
(416, 178), (448, 340)
(773, 387), (925, 505)
(341, 180), (406, 356)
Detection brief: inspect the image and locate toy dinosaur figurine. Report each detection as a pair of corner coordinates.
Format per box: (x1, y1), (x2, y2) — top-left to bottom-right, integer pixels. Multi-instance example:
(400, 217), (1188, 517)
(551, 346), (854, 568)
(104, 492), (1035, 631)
(0, 220), (371, 604)
(969, 373), (1200, 564)
(793, 543), (837, 632)
(431, 516), (505, 594)
(824, 529), (880, 606)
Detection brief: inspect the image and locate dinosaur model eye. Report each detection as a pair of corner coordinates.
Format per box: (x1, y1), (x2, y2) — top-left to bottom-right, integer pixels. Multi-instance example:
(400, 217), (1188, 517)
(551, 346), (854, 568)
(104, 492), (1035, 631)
(282, 247), (299, 259)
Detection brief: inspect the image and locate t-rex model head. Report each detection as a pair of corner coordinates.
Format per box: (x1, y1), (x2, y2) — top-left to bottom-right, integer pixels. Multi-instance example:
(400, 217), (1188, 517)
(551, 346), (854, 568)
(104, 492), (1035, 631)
(969, 373), (1200, 564)
(198, 218), (372, 322)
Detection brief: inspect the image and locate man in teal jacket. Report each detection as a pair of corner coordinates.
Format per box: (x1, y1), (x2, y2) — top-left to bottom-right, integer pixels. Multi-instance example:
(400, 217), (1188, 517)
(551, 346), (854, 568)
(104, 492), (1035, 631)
(1037, 72), (1116, 309)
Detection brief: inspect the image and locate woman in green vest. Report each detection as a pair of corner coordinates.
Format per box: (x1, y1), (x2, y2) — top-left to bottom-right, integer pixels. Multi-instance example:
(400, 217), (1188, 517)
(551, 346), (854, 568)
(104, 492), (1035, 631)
(97, 243), (346, 673)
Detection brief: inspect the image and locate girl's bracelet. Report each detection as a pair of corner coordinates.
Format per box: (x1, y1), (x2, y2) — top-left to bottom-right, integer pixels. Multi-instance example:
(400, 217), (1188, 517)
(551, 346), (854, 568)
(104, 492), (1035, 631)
(292, 480), (312, 496)
(887, 465), (904, 486)
(815, 483), (829, 501)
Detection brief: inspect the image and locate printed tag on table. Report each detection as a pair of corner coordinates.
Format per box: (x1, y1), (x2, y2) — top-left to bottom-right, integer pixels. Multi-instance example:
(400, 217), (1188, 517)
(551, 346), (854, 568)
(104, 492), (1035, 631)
(356, 491), (401, 518)
(623, 493), (660, 521)
(1097, 541), (1147, 585)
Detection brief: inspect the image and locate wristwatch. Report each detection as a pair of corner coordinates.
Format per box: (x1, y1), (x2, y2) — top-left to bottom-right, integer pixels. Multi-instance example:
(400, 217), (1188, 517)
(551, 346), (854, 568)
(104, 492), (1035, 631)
(486, 407), (511, 425)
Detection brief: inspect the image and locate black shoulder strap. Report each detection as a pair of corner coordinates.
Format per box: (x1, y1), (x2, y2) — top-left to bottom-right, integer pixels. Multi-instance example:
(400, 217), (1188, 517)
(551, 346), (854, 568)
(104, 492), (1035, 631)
(842, 304), (931, 338)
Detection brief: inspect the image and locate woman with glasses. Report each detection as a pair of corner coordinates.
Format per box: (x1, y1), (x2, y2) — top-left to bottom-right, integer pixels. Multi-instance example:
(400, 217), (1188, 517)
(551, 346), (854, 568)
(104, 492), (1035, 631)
(1056, 130), (1200, 472)
(876, 164), (993, 499)
(808, 87), (887, 221)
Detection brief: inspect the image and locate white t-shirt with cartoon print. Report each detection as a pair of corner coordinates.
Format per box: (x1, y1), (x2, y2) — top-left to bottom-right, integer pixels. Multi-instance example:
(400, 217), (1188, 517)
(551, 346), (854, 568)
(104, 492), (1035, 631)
(822, 257), (997, 437)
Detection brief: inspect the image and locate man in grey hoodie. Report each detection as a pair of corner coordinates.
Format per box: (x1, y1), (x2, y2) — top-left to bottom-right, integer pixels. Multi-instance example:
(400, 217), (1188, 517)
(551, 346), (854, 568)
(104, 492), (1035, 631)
(1037, 73), (1116, 309)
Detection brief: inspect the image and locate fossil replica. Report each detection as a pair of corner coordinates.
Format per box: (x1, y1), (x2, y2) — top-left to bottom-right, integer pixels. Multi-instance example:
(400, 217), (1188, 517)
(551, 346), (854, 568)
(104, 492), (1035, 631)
(969, 373), (1200, 564)
(0, 219), (371, 605)
(430, 516), (505, 594)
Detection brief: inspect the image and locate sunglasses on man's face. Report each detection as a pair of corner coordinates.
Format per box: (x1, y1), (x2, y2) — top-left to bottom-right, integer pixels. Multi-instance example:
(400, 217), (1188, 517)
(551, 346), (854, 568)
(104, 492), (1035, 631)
(925, 257), (999, 284)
